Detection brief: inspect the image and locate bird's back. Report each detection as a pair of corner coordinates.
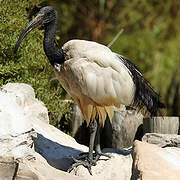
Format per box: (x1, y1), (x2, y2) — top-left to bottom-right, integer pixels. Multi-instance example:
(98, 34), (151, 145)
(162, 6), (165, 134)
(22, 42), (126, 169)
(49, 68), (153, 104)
(54, 39), (164, 125)
(61, 40), (135, 105)
(54, 40), (135, 125)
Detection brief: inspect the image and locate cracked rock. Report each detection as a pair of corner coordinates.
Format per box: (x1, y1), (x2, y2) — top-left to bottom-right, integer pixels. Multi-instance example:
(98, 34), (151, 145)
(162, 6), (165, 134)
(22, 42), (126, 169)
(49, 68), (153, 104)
(0, 157), (17, 180)
(142, 133), (180, 148)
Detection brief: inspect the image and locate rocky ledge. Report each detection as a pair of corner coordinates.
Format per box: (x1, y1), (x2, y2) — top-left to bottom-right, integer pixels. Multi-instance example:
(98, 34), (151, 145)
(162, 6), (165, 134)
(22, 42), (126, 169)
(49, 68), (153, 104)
(0, 83), (179, 180)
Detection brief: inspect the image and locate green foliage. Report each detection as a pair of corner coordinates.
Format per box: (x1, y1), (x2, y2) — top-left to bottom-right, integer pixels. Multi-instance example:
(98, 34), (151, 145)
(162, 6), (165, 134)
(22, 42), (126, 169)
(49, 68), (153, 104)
(0, 0), (71, 126)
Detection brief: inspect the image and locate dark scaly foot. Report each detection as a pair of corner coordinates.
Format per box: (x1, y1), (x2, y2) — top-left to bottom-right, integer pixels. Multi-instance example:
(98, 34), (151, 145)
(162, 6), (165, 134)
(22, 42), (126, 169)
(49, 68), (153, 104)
(67, 152), (110, 175)
(67, 120), (98, 175)
(67, 156), (96, 175)
(94, 152), (111, 161)
(94, 143), (111, 161)
(79, 151), (111, 161)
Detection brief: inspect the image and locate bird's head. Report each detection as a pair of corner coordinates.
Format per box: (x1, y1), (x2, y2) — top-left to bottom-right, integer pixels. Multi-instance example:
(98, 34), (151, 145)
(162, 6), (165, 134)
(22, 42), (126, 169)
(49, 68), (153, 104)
(14, 6), (57, 53)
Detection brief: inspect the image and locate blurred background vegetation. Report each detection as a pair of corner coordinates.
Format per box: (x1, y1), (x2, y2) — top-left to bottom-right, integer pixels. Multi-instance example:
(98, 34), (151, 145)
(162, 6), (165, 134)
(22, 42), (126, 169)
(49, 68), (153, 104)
(0, 0), (179, 133)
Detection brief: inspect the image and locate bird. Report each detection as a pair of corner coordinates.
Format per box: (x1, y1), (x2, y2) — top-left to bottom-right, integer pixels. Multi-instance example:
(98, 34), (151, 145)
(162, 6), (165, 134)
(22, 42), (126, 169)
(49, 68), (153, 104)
(14, 6), (165, 174)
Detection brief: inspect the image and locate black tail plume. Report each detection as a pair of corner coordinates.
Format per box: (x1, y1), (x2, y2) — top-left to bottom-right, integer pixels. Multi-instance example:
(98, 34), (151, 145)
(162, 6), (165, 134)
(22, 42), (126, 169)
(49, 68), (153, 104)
(115, 53), (165, 116)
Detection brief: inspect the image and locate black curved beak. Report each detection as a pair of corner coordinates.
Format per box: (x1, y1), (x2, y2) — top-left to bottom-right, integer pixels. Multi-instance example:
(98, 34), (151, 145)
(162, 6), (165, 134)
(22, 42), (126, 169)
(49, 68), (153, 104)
(14, 14), (43, 53)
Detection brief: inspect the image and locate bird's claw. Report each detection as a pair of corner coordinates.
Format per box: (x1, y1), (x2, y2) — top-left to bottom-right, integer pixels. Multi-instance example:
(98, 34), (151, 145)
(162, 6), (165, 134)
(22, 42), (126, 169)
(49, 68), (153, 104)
(94, 152), (111, 161)
(67, 156), (94, 175)
(67, 153), (111, 175)
(79, 152), (111, 161)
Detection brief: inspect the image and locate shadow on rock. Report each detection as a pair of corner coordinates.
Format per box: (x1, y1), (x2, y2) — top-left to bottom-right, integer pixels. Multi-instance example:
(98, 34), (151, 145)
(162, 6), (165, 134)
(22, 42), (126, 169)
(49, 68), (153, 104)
(34, 133), (83, 171)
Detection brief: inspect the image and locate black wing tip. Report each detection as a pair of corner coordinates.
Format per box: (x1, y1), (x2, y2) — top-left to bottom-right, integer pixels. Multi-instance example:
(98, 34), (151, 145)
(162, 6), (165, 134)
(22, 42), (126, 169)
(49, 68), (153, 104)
(115, 53), (166, 116)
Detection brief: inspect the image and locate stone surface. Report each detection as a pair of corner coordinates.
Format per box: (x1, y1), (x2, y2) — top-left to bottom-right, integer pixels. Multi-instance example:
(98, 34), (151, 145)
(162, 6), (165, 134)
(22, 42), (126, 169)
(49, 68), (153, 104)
(143, 117), (179, 134)
(33, 117), (132, 179)
(0, 84), (36, 159)
(131, 140), (180, 180)
(19, 152), (84, 180)
(2, 83), (49, 124)
(33, 117), (89, 172)
(0, 83), (133, 180)
(69, 148), (132, 179)
(0, 83), (48, 159)
(0, 154), (81, 180)
(0, 157), (18, 180)
(3, 83), (180, 180)
(142, 133), (180, 147)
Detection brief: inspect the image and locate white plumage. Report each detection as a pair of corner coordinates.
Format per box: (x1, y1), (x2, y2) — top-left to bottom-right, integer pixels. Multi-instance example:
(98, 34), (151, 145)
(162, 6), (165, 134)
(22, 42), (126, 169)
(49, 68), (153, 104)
(54, 40), (135, 125)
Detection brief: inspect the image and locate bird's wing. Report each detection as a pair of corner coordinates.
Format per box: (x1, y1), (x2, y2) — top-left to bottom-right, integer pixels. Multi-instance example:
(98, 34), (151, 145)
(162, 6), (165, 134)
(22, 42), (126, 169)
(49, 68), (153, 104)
(58, 39), (164, 119)
(61, 40), (135, 106)
(54, 55), (135, 126)
(57, 40), (136, 124)
(63, 56), (135, 107)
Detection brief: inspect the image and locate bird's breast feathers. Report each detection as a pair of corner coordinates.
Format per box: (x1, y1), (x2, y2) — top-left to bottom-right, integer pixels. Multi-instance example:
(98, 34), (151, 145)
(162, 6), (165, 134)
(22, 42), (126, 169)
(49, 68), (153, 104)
(54, 40), (135, 107)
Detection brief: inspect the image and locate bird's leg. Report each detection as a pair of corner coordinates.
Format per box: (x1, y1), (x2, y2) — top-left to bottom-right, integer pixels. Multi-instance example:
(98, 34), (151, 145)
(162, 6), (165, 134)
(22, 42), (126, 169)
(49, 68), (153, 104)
(94, 121), (111, 161)
(67, 120), (98, 175)
(79, 119), (111, 161)
(88, 119), (98, 163)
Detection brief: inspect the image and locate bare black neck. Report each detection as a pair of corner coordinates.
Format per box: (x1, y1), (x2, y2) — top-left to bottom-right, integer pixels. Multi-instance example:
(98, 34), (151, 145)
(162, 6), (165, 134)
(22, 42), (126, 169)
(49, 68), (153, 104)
(43, 16), (65, 66)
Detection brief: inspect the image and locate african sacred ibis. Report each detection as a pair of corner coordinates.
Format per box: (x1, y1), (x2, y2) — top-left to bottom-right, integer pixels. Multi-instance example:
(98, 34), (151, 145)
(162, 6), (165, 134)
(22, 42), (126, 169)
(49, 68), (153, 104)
(14, 6), (165, 174)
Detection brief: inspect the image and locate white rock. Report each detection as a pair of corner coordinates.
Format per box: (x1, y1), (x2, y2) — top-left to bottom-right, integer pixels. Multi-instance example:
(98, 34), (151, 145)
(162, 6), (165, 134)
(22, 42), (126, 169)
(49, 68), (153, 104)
(33, 115), (132, 179)
(0, 91), (32, 135)
(2, 83), (49, 124)
(0, 83), (48, 159)
(0, 87), (34, 159)
(0, 83), (133, 179)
